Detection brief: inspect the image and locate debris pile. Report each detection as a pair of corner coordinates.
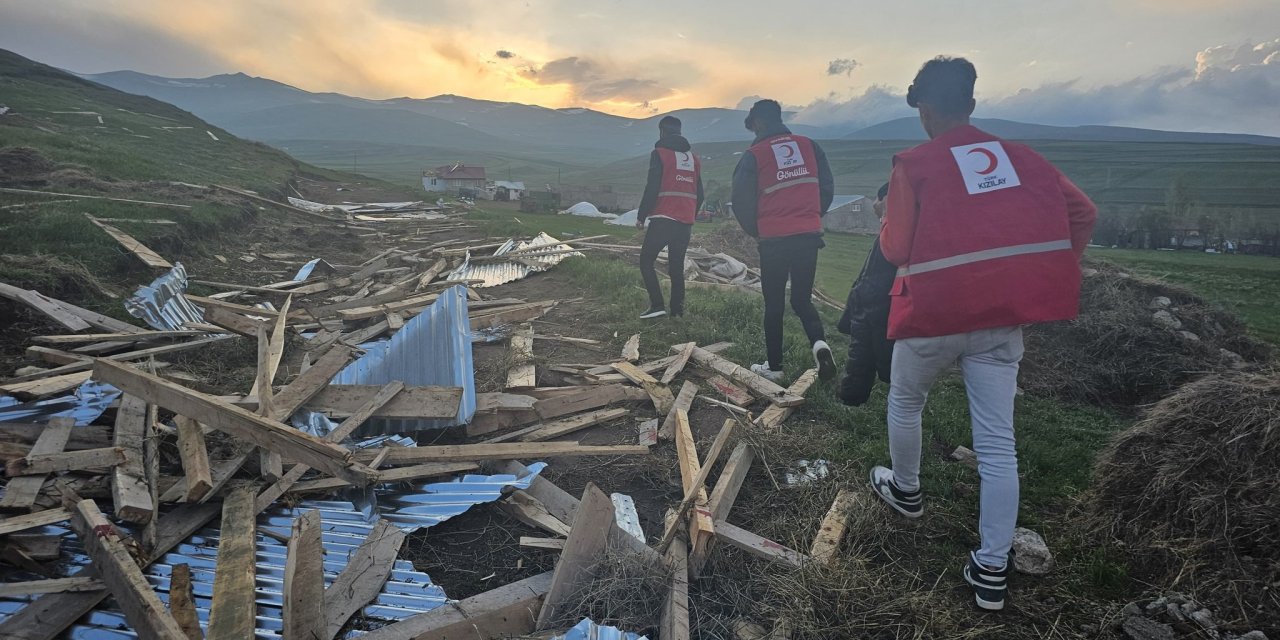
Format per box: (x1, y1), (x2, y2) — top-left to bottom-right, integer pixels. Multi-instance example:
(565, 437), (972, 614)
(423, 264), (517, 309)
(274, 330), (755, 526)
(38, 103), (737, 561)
(1090, 368), (1280, 630)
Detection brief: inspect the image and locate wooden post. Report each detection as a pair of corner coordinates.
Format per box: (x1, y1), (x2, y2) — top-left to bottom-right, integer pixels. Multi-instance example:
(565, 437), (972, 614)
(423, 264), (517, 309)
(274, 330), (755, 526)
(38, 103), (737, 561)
(658, 511), (690, 640)
(207, 486), (258, 640)
(810, 489), (857, 564)
(673, 410), (715, 561)
(283, 510), (325, 640)
(535, 483), (615, 630)
(691, 442), (756, 577)
(658, 381), (699, 441)
(323, 520), (406, 640)
(657, 419), (736, 553)
(111, 396), (153, 523)
(169, 563), (203, 640)
(175, 416), (213, 502)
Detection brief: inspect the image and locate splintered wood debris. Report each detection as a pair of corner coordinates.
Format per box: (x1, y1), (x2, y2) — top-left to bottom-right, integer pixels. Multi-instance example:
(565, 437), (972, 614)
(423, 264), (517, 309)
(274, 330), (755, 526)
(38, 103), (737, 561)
(0, 192), (834, 639)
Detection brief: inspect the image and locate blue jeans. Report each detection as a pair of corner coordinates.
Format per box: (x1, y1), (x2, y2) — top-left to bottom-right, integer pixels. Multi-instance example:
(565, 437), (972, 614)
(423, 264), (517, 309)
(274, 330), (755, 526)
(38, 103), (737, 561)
(886, 326), (1024, 569)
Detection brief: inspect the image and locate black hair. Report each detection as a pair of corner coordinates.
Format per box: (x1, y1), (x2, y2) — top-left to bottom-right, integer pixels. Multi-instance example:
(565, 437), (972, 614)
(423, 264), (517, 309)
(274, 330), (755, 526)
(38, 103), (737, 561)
(744, 99), (783, 129)
(877, 182), (890, 200)
(906, 56), (977, 116)
(659, 115), (682, 134)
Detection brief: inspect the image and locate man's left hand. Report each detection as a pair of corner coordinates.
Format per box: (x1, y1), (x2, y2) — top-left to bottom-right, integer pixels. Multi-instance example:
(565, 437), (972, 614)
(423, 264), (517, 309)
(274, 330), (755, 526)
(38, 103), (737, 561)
(635, 220), (645, 230)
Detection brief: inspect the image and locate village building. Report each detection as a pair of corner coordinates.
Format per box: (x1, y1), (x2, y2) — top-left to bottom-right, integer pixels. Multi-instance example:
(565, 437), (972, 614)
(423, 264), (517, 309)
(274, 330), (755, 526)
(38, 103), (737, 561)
(822, 195), (876, 234)
(422, 163), (487, 193)
(479, 180), (526, 201)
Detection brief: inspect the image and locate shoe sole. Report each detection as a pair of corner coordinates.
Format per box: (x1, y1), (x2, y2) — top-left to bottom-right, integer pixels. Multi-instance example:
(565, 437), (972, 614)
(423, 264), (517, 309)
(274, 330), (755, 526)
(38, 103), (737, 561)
(639, 311), (666, 319)
(868, 468), (924, 519)
(815, 346), (837, 381)
(964, 568), (1006, 611)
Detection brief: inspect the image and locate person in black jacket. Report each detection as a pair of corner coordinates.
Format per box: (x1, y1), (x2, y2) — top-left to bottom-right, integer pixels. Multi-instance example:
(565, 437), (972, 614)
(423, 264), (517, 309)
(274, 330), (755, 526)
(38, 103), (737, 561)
(637, 116), (704, 318)
(838, 182), (896, 405)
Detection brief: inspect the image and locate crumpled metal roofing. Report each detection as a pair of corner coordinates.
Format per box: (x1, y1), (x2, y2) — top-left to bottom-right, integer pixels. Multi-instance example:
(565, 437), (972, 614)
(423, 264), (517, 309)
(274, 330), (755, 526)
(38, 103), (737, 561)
(329, 285), (475, 435)
(446, 232), (582, 288)
(553, 618), (649, 640)
(124, 262), (206, 330)
(0, 379), (121, 425)
(293, 258), (336, 281)
(0, 465), (546, 639)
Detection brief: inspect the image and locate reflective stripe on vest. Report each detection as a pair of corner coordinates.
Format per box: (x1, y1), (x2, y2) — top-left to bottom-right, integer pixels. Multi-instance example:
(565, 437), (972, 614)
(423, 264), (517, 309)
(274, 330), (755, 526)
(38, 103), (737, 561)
(762, 177), (820, 195)
(657, 191), (698, 199)
(896, 239), (1073, 277)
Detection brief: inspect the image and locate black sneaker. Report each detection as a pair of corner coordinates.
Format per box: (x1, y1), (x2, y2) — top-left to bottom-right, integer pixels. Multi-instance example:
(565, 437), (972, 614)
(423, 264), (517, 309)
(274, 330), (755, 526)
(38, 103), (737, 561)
(670, 307), (684, 318)
(964, 550), (1009, 611)
(639, 306), (666, 319)
(812, 340), (836, 381)
(869, 466), (923, 518)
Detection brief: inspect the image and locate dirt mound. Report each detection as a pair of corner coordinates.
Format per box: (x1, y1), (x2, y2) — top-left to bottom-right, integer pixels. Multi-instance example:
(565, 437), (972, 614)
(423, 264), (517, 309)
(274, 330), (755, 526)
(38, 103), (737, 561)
(1089, 369), (1280, 630)
(0, 146), (56, 183)
(1021, 261), (1270, 408)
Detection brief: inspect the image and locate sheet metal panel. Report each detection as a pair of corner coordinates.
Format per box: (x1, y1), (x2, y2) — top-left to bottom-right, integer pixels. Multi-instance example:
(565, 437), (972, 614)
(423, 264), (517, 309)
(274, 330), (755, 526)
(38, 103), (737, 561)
(124, 262), (206, 330)
(553, 618), (649, 640)
(0, 379), (121, 425)
(446, 232), (581, 288)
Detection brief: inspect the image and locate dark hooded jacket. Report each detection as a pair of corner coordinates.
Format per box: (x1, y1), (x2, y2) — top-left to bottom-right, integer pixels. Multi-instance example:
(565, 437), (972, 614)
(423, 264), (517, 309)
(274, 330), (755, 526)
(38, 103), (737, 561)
(638, 134), (704, 223)
(729, 122), (835, 241)
(837, 236), (896, 406)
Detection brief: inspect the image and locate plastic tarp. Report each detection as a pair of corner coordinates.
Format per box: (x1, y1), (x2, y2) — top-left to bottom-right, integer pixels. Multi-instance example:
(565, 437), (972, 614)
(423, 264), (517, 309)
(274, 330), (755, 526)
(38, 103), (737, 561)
(604, 209), (646, 227)
(561, 202), (614, 218)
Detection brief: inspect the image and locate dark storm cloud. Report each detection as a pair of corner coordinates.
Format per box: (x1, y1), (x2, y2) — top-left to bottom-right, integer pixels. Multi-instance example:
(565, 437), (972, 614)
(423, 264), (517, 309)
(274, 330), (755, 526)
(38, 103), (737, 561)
(495, 50), (515, 59)
(522, 56), (675, 104)
(826, 58), (859, 77)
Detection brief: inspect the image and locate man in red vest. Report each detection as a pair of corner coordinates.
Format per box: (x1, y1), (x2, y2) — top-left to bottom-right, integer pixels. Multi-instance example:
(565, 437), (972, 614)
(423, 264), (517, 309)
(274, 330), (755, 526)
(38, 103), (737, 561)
(637, 116), (703, 319)
(731, 99), (837, 382)
(867, 57), (1097, 611)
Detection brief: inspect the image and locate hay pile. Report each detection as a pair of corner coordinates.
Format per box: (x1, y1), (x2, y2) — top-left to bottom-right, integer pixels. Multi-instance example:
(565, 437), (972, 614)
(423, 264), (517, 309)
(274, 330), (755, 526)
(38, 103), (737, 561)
(1090, 369), (1280, 629)
(1021, 261), (1270, 408)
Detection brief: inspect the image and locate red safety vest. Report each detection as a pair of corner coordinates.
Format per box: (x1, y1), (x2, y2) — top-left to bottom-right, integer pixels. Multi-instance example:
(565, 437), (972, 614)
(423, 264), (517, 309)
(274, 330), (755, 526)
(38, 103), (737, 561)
(653, 148), (700, 224)
(749, 134), (823, 238)
(887, 125), (1082, 339)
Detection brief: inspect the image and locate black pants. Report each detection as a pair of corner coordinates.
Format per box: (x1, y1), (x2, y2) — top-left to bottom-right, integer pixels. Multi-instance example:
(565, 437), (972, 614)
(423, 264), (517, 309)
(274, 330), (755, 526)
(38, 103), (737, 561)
(759, 235), (826, 370)
(639, 218), (692, 312)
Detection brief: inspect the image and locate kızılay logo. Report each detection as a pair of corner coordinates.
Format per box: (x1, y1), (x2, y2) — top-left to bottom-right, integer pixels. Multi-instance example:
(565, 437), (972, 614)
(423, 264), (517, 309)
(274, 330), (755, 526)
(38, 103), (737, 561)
(950, 141), (1021, 195)
(771, 141), (805, 169)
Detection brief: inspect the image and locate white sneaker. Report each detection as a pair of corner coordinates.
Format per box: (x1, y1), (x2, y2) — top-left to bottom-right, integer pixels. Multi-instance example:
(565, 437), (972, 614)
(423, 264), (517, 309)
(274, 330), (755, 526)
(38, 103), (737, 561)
(812, 340), (836, 381)
(750, 362), (784, 383)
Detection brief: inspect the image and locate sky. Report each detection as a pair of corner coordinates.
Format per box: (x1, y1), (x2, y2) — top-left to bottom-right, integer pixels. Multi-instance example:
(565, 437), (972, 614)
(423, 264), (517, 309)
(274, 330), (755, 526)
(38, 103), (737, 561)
(2, 0), (1279, 135)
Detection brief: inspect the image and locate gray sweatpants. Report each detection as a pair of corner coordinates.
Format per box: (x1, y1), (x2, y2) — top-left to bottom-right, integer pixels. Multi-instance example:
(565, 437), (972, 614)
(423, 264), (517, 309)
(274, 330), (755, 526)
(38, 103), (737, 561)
(886, 326), (1024, 569)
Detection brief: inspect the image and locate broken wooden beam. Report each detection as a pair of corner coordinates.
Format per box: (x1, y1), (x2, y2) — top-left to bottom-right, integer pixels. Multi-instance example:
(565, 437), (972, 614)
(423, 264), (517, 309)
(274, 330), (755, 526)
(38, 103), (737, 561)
(621, 334), (640, 362)
(810, 489), (857, 564)
(67, 499), (188, 639)
(500, 491), (572, 537)
(660, 342), (696, 385)
(536, 483), (614, 630)
(658, 418), (737, 553)
(285, 462), (477, 495)
(353, 442), (648, 465)
(482, 408), (628, 444)
(174, 416), (213, 502)
(672, 410), (716, 562)
(6, 447), (124, 477)
(754, 369), (818, 431)
(0, 282), (93, 332)
(357, 571), (551, 640)
(0, 508), (71, 535)
(168, 563), (203, 640)
(323, 519), (407, 640)
(714, 520), (809, 568)
(684, 346), (804, 407)
(691, 442), (757, 577)
(111, 395), (153, 523)
(611, 361), (675, 414)
(519, 537), (567, 551)
(93, 359), (379, 487)
(0, 419), (73, 511)
(704, 374), (754, 407)
(659, 381), (699, 441)
(659, 511), (691, 640)
(84, 214), (172, 269)
(207, 486), (258, 640)
(505, 326), (536, 390)
(0, 577), (104, 597)
(283, 510), (326, 640)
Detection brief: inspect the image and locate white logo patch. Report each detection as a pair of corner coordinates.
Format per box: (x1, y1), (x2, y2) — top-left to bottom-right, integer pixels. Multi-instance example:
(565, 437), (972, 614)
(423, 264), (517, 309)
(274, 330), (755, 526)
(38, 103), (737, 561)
(771, 141), (805, 169)
(674, 151), (695, 172)
(950, 141), (1021, 195)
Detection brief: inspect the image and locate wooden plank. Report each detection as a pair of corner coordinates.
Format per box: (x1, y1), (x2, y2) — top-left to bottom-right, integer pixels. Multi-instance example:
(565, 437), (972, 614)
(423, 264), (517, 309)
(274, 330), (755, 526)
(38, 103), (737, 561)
(658, 419), (736, 553)
(704, 374), (754, 407)
(84, 214), (172, 269)
(26, 345), (90, 366)
(500, 492), (572, 537)
(0, 186), (191, 210)
(754, 369), (818, 431)
(621, 333), (640, 362)
(7, 447), (123, 477)
(810, 489), (857, 564)
(353, 442), (648, 465)
(255, 319), (283, 482)
(356, 571), (551, 640)
(93, 359), (378, 487)
(482, 408), (628, 444)
(169, 563), (203, 640)
(0, 419), (73, 510)
(691, 442), (757, 577)
(175, 416), (213, 502)
(0, 577), (103, 597)
(0, 282), (92, 331)
(659, 381), (699, 441)
(3, 336), (234, 384)
(185, 294), (279, 319)
(0, 371), (93, 399)
(323, 519), (407, 639)
(469, 301), (555, 330)
(505, 327), (536, 390)
(207, 486), (258, 640)
(269, 345), (359, 420)
(535, 483), (614, 630)
(283, 510), (325, 640)
(611, 361), (675, 414)
(336, 292), (439, 321)
(686, 346), (805, 407)
(0, 508), (71, 535)
(300, 384), (462, 420)
(673, 410), (716, 561)
(413, 258), (448, 292)
(200, 304), (266, 337)
(519, 537), (567, 550)
(660, 342), (696, 385)
(212, 184), (340, 222)
(287, 462), (477, 494)
(659, 512), (691, 640)
(67, 499), (187, 640)
(467, 385), (647, 437)
(330, 381), (405, 436)
(715, 520), (809, 568)
(32, 330), (207, 346)
(111, 395), (153, 523)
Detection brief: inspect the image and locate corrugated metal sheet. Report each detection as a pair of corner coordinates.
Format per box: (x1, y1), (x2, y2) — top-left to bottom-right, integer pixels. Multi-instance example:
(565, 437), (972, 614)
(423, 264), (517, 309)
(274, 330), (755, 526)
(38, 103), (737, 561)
(329, 285), (475, 436)
(293, 258), (336, 281)
(0, 379), (121, 425)
(553, 618), (649, 640)
(124, 262), (206, 330)
(0, 465), (546, 639)
(447, 232), (582, 288)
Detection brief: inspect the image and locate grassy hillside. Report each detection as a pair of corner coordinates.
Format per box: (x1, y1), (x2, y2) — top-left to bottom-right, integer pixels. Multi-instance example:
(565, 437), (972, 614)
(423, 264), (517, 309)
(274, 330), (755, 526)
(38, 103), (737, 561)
(0, 48), (406, 299)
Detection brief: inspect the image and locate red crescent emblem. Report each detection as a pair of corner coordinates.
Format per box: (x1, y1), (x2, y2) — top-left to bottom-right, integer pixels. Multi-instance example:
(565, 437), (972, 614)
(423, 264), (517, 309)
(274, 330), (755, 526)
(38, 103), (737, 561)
(780, 145), (795, 159)
(967, 148), (999, 175)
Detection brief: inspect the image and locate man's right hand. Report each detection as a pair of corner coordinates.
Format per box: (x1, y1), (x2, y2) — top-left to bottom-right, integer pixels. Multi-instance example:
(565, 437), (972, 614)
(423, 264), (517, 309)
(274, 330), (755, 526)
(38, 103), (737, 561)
(635, 220), (645, 230)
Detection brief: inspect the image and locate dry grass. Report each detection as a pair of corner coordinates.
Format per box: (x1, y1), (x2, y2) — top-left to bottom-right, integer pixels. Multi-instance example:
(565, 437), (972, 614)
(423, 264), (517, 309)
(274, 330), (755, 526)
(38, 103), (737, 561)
(1088, 368), (1280, 631)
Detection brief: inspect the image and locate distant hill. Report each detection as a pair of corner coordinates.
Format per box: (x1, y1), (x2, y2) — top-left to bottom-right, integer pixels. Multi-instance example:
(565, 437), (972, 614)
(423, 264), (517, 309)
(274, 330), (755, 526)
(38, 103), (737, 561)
(846, 117), (1280, 146)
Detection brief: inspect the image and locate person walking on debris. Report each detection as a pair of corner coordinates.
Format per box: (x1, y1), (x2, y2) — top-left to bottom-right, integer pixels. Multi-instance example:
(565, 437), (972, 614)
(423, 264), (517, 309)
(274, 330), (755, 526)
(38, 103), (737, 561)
(868, 57), (1097, 612)
(837, 182), (895, 406)
(637, 116), (704, 319)
(731, 99), (837, 382)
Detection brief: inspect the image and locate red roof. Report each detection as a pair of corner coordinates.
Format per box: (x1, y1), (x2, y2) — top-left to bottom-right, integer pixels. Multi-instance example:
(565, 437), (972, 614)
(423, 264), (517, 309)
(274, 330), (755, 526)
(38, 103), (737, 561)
(430, 163), (486, 180)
